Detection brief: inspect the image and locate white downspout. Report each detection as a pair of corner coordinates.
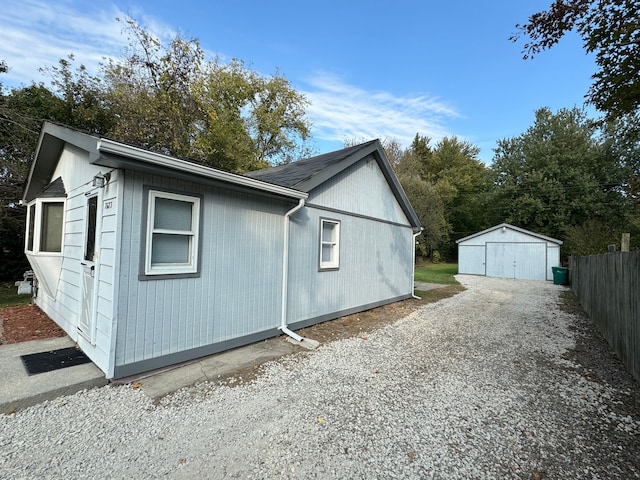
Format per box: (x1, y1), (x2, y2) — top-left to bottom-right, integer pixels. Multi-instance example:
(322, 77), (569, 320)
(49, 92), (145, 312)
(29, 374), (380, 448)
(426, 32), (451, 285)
(412, 228), (423, 300)
(280, 198), (306, 342)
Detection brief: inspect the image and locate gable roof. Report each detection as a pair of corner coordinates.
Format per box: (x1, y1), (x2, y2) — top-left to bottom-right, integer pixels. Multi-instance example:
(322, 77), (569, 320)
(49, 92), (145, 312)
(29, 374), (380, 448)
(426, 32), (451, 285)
(246, 140), (378, 189)
(36, 176), (66, 198)
(23, 122), (307, 203)
(247, 140), (421, 230)
(456, 223), (563, 245)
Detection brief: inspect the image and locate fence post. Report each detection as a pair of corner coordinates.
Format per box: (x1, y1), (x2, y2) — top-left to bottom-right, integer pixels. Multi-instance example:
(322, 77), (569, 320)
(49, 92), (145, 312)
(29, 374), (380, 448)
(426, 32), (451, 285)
(621, 233), (630, 252)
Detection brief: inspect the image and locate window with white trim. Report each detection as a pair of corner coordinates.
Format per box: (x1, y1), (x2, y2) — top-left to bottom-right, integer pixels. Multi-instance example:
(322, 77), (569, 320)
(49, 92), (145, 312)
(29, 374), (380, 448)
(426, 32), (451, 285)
(25, 199), (65, 254)
(319, 218), (340, 270)
(145, 190), (200, 276)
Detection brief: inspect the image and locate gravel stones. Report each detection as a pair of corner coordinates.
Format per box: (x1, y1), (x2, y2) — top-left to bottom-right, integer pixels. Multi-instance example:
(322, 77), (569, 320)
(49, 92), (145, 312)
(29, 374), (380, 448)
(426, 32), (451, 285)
(1, 275), (639, 479)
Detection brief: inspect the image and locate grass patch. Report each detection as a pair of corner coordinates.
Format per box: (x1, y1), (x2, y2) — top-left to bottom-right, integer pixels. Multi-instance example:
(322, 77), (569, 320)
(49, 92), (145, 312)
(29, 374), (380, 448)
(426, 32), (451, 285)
(414, 262), (459, 285)
(415, 283), (465, 301)
(0, 281), (32, 308)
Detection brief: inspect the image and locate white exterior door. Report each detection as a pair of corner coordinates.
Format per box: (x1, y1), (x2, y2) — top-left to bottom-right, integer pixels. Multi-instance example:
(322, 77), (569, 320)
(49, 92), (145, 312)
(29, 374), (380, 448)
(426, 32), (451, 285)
(78, 193), (99, 343)
(458, 245), (486, 275)
(486, 242), (546, 281)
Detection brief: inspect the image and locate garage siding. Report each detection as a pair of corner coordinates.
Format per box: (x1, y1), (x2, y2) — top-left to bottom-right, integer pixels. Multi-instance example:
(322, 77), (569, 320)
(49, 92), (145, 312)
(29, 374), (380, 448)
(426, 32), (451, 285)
(457, 224), (562, 282)
(458, 245), (485, 275)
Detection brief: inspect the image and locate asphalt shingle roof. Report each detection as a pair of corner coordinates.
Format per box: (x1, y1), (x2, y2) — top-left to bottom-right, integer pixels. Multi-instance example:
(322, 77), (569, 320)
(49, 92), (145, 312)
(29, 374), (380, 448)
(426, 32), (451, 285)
(37, 177), (66, 198)
(246, 140), (378, 190)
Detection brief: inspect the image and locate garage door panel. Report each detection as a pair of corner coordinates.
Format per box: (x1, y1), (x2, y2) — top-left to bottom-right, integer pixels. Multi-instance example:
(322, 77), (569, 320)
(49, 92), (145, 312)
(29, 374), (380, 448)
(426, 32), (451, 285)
(486, 243), (546, 281)
(458, 245), (485, 275)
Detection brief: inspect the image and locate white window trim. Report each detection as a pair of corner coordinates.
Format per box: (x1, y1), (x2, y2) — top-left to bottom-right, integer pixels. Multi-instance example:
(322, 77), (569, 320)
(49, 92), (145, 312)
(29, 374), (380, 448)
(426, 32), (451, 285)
(25, 198), (66, 255)
(144, 190), (200, 276)
(319, 218), (340, 270)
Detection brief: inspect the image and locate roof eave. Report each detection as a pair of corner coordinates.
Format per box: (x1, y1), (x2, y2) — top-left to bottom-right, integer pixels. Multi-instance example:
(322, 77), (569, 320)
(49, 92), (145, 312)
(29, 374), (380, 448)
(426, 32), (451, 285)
(293, 141), (421, 230)
(23, 122), (100, 203)
(456, 223), (563, 245)
(96, 138), (308, 200)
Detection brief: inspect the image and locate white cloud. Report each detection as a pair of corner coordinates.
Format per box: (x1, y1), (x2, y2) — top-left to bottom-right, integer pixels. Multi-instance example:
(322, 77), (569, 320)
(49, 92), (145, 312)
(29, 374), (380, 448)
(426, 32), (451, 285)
(0, 2), (460, 153)
(0, 0), (172, 89)
(302, 73), (460, 147)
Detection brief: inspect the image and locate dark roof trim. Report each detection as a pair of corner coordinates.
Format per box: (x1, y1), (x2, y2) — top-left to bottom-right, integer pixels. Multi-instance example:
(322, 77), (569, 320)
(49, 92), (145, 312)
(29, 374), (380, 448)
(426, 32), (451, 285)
(248, 140), (421, 230)
(456, 223), (563, 245)
(96, 139), (307, 200)
(23, 122), (308, 203)
(23, 123), (100, 202)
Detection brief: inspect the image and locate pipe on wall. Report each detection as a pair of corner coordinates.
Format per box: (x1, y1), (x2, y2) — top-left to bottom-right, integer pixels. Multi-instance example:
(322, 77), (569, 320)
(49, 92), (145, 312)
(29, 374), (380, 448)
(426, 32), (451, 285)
(412, 228), (423, 300)
(279, 198), (306, 342)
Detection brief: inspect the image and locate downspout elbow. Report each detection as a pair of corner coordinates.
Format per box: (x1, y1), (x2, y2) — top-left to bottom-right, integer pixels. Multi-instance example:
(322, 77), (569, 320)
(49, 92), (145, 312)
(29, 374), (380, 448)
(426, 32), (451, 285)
(280, 198), (306, 342)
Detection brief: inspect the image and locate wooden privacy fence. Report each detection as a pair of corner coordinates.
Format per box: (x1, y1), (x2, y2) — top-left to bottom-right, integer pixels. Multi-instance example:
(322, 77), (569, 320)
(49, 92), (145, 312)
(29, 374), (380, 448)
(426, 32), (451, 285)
(569, 251), (640, 382)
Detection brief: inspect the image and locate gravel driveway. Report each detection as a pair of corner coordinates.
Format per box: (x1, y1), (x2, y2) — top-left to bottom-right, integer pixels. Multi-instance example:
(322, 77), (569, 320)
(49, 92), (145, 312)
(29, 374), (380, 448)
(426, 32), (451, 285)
(1, 275), (639, 479)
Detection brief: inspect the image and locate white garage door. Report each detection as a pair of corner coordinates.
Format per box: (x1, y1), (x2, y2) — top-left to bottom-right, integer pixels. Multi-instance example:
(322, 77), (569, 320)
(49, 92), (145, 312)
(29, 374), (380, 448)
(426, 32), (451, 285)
(458, 245), (486, 275)
(485, 242), (546, 281)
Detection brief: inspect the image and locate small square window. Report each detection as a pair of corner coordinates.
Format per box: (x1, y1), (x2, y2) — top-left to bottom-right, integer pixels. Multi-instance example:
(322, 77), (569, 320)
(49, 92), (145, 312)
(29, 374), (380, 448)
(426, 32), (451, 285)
(144, 190), (200, 276)
(319, 218), (340, 270)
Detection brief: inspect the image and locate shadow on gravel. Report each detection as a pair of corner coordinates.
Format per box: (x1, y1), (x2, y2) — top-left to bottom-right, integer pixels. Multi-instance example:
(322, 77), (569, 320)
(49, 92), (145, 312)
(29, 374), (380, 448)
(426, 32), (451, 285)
(559, 291), (638, 392)
(558, 290), (640, 475)
(214, 284), (465, 387)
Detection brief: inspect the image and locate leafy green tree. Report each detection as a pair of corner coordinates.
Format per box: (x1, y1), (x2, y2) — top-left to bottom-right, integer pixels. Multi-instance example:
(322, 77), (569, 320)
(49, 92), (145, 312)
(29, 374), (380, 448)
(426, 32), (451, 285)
(0, 19), (314, 277)
(406, 135), (489, 257)
(40, 55), (115, 133)
(601, 113), (640, 204)
(400, 175), (450, 258)
(389, 134), (487, 259)
(428, 137), (489, 242)
(512, 0), (640, 119)
(488, 107), (631, 253)
(0, 67), (73, 279)
(103, 19), (311, 171)
(195, 60), (310, 171)
(564, 219), (623, 255)
(102, 19), (203, 159)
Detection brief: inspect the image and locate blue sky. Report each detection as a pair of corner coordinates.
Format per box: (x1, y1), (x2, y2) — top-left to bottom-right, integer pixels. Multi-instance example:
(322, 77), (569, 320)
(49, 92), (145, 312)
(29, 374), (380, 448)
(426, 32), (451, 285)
(1, 0), (597, 163)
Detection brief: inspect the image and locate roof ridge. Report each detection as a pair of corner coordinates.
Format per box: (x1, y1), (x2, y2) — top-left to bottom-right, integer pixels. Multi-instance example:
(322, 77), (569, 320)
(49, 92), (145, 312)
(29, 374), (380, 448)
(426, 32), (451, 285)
(246, 140), (380, 189)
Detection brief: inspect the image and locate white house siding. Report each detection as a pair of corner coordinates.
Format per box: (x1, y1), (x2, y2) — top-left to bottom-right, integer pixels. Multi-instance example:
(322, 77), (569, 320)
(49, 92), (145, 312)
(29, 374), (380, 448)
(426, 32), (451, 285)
(30, 144), (118, 374)
(77, 171), (121, 375)
(115, 171), (289, 371)
(287, 210), (413, 326)
(287, 157), (414, 326)
(309, 155), (409, 225)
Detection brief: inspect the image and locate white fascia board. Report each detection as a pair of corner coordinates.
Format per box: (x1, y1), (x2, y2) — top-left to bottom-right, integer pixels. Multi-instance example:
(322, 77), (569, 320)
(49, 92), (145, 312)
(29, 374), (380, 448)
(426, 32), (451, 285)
(97, 138), (308, 200)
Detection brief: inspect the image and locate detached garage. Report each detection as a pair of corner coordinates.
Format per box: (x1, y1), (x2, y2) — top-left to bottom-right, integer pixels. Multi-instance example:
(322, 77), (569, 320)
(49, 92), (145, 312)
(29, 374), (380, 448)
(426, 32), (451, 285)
(456, 223), (562, 281)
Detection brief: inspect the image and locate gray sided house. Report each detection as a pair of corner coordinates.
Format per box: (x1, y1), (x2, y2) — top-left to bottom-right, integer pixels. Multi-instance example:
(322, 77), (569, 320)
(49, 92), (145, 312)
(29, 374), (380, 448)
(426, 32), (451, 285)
(23, 122), (421, 378)
(456, 223), (562, 281)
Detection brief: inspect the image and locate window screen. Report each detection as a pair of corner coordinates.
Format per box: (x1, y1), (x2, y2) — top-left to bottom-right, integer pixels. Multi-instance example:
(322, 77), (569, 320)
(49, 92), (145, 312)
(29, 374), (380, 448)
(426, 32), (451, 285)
(145, 190), (200, 275)
(27, 204), (36, 251)
(40, 202), (64, 252)
(319, 219), (340, 270)
(84, 196), (98, 261)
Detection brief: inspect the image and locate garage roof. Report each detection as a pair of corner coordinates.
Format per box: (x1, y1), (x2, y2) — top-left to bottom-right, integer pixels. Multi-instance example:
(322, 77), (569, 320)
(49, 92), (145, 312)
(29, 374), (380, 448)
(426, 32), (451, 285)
(456, 223), (563, 245)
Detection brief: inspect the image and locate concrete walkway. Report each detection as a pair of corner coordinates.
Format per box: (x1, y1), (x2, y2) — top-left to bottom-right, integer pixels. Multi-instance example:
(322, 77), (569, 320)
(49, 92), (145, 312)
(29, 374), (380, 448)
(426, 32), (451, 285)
(0, 333), (305, 414)
(0, 337), (107, 414)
